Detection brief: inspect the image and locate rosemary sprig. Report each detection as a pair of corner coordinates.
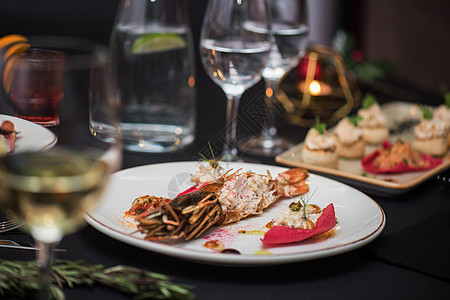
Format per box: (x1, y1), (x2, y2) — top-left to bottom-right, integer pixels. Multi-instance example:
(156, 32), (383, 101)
(0, 259), (195, 300)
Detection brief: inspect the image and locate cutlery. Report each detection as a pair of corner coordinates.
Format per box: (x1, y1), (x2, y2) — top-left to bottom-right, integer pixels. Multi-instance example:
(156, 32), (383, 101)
(0, 239), (67, 251)
(0, 219), (22, 233)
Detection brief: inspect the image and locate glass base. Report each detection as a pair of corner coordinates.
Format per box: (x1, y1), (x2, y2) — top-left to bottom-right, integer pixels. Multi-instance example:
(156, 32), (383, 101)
(240, 135), (293, 157)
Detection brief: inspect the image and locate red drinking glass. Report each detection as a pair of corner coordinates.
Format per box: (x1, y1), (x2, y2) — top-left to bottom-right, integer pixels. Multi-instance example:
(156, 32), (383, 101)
(10, 49), (65, 126)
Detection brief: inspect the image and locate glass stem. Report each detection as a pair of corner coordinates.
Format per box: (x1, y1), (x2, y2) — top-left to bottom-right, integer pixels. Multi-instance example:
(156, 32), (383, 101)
(223, 93), (241, 160)
(36, 239), (58, 300)
(261, 77), (281, 140)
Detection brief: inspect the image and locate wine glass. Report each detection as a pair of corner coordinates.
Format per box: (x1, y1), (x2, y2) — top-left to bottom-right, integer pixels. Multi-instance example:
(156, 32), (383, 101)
(200, 0), (271, 161)
(0, 37), (121, 299)
(243, 0), (308, 156)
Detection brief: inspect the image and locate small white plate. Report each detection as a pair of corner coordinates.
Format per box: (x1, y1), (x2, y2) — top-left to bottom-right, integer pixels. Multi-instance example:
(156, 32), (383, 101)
(0, 114), (57, 153)
(86, 161), (385, 267)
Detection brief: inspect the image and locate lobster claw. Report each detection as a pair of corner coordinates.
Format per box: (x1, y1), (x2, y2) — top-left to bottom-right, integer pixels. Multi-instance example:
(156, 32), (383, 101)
(275, 168), (309, 198)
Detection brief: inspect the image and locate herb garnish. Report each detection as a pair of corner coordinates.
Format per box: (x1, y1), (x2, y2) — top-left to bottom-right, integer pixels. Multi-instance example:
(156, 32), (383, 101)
(0, 259), (195, 299)
(289, 188), (317, 221)
(347, 115), (363, 127)
(313, 116), (326, 135)
(199, 142), (223, 175)
(440, 85), (450, 108)
(361, 93), (378, 109)
(418, 105), (433, 120)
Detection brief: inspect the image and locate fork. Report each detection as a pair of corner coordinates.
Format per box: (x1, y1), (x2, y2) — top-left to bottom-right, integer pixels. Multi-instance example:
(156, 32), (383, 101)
(0, 219), (22, 233)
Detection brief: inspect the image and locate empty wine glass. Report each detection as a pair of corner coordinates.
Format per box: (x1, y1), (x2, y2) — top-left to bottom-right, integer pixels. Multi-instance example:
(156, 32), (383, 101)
(200, 0), (271, 161)
(0, 37), (121, 299)
(243, 0), (308, 156)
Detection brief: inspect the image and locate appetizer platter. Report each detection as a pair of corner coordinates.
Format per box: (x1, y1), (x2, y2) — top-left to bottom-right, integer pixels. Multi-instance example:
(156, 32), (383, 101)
(276, 101), (450, 196)
(86, 161), (385, 266)
(0, 114), (57, 154)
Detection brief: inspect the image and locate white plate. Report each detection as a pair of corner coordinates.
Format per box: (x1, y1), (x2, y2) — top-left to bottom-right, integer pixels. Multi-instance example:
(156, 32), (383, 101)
(86, 161), (385, 267)
(0, 114), (57, 153)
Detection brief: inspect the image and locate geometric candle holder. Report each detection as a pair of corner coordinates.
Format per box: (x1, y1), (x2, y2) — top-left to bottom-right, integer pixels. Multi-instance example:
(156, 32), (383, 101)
(278, 44), (362, 128)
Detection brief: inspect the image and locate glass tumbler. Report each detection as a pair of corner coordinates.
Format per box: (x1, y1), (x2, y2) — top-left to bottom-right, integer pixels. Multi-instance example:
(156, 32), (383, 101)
(10, 49), (65, 126)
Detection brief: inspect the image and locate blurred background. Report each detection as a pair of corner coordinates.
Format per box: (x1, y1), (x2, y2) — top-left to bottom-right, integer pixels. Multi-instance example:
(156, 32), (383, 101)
(1, 0), (448, 95)
(1, 0), (449, 147)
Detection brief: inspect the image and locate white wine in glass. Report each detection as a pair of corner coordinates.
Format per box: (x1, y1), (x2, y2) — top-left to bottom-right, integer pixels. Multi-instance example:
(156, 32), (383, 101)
(0, 151), (109, 243)
(0, 37), (121, 299)
(200, 0), (271, 161)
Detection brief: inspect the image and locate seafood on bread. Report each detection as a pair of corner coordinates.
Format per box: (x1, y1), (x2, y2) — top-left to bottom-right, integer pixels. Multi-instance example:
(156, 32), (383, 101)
(132, 164), (310, 241)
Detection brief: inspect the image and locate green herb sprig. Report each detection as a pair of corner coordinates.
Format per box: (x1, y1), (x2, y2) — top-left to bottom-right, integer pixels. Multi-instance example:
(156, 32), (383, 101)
(289, 188), (318, 221)
(313, 117), (326, 135)
(199, 141), (223, 175)
(361, 93), (378, 109)
(0, 259), (195, 300)
(346, 115), (363, 127)
(418, 105), (433, 120)
(440, 85), (450, 108)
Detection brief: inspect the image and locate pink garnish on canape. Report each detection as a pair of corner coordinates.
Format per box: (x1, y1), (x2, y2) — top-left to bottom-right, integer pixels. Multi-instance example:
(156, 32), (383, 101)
(262, 203), (336, 245)
(361, 140), (443, 174)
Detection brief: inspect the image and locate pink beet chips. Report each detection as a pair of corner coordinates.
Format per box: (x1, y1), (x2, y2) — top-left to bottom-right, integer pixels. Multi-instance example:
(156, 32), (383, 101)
(262, 204), (336, 245)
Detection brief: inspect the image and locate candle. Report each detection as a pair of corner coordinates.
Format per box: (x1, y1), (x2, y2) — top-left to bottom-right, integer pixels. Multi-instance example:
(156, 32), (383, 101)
(299, 80), (332, 96)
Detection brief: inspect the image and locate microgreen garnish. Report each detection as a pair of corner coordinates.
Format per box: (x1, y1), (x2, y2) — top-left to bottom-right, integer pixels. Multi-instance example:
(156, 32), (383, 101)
(314, 116), (326, 135)
(198, 141), (223, 175)
(361, 93), (378, 109)
(440, 85), (450, 108)
(347, 115), (363, 127)
(289, 187), (317, 221)
(418, 105), (433, 120)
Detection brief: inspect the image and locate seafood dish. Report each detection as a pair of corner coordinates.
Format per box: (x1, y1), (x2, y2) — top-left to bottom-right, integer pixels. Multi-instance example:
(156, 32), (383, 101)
(0, 120), (16, 156)
(130, 162), (310, 242)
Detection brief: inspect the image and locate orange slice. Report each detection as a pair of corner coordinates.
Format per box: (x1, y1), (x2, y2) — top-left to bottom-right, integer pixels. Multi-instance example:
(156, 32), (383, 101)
(4, 42), (30, 61)
(0, 35), (30, 95)
(0, 34), (28, 50)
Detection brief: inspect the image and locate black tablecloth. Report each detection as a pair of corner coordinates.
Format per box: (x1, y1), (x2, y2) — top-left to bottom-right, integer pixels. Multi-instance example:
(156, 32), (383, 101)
(1, 73), (450, 299)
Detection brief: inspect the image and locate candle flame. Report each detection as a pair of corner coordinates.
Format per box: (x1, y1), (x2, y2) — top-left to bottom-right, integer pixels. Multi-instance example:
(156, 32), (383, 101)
(309, 80), (321, 95)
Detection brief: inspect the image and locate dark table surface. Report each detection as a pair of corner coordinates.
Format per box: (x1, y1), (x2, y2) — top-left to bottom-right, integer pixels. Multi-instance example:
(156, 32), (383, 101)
(1, 71), (450, 300)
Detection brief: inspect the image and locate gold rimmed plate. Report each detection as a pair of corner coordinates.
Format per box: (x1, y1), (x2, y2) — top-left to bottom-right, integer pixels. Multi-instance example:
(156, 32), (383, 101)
(86, 161), (385, 266)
